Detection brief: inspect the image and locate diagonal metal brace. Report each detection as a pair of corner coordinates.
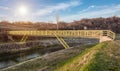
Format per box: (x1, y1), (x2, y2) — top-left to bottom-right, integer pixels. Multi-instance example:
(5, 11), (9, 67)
(20, 34), (28, 42)
(54, 34), (69, 49)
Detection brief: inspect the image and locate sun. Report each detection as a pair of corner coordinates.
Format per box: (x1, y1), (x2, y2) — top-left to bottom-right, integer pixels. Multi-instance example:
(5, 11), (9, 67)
(17, 5), (29, 16)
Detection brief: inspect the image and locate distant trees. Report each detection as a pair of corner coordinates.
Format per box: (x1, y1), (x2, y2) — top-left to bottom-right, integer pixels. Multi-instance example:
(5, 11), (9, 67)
(0, 16), (120, 33)
(66, 16), (120, 33)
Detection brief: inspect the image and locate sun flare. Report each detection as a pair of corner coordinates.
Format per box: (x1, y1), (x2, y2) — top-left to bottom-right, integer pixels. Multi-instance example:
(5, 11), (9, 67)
(17, 5), (29, 16)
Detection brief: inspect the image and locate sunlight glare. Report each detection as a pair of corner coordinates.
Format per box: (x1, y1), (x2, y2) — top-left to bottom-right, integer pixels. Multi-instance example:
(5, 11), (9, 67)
(17, 5), (29, 16)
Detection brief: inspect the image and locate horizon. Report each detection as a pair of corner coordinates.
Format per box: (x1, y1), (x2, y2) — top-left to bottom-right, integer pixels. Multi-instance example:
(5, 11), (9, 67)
(0, 0), (120, 22)
(0, 16), (119, 23)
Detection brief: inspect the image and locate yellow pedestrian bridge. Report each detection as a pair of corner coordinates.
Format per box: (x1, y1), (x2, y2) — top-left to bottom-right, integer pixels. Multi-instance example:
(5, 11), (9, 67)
(7, 30), (116, 49)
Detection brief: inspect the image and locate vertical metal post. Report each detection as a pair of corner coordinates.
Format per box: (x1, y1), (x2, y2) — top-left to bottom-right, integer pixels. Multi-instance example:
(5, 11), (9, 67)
(56, 14), (59, 30)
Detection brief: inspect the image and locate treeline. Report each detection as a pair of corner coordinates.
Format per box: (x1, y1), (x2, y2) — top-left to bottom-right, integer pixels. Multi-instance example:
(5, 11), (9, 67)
(59, 16), (120, 33)
(0, 16), (120, 33)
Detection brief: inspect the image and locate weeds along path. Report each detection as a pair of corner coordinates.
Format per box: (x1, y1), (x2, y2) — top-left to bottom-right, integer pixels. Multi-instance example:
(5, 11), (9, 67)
(55, 42), (108, 71)
(55, 41), (120, 71)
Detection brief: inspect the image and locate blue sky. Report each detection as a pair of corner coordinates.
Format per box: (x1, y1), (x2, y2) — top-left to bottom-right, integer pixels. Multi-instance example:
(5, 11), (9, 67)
(0, 0), (120, 22)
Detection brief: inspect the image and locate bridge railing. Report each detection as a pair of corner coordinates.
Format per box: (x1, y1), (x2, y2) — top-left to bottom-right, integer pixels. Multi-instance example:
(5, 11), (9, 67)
(102, 30), (116, 40)
(7, 30), (116, 40)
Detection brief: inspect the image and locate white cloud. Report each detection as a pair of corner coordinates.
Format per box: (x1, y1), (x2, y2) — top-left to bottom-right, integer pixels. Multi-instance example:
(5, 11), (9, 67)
(0, 0), (81, 22)
(61, 4), (120, 22)
(1, 0), (120, 23)
(35, 1), (81, 16)
(0, 6), (10, 10)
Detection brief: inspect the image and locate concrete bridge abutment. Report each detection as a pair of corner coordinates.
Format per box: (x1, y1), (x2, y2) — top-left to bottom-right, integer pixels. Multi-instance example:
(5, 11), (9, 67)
(99, 36), (113, 43)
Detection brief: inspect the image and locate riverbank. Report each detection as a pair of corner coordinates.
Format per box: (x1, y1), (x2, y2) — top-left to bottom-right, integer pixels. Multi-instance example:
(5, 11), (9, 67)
(0, 38), (99, 70)
(3, 40), (120, 71)
(2, 44), (96, 71)
(0, 38), (98, 54)
(0, 43), (64, 70)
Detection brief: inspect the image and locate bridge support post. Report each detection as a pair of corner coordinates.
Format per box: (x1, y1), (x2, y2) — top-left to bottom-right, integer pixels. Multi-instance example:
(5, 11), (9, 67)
(8, 35), (15, 42)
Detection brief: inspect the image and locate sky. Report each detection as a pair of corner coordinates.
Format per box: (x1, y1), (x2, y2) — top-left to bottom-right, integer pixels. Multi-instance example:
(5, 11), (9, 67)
(0, 0), (120, 22)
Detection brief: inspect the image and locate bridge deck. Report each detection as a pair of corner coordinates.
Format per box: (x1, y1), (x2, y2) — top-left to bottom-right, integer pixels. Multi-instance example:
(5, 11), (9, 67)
(7, 30), (116, 40)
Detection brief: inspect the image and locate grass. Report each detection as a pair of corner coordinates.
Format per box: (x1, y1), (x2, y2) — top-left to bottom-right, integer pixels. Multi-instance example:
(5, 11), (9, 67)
(50, 44), (97, 70)
(115, 34), (120, 40)
(55, 42), (107, 71)
(83, 41), (120, 71)
(55, 41), (120, 71)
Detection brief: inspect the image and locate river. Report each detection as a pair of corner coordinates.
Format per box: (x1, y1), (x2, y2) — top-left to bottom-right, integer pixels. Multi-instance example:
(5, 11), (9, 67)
(0, 44), (63, 70)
